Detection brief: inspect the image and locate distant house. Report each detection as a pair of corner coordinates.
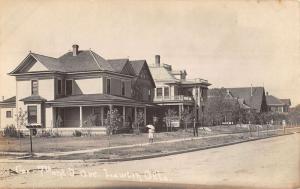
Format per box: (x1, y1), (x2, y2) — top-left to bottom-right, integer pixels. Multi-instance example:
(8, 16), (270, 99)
(0, 96), (16, 128)
(208, 86), (268, 113)
(148, 55), (211, 123)
(266, 93), (291, 113)
(207, 88), (251, 111)
(1, 44), (156, 134)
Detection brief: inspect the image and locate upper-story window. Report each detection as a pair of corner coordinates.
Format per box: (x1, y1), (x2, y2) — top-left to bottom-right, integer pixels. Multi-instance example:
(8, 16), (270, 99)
(156, 88), (162, 97)
(57, 79), (62, 95)
(106, 78), (111, 94)
(31, 80), (38, 95)
(28, 105), (37, 124)
(148, 89), (152, 101)
(121, 81), (125, 96)
(164, 87), (169, 97)
(66, 80), (73, 96)
(6, 111), (12, 118)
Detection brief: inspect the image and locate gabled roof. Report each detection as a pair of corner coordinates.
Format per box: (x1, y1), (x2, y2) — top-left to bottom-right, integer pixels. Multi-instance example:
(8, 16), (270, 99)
(58, 50), (114, 72)
(280, 99), (291, 106)
(226, 87), (266, 112)
(208, 88), (233, 98)
(9, 47), (141, 76)
(130, 60), (156, 87)
(148, 65), (178, 82)
(266, 95), (284, 106)
(0, 96), (16, 108)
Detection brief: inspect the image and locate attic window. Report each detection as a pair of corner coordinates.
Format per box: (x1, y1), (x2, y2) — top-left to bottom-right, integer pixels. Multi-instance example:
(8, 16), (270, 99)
(31, 80), (38, 95)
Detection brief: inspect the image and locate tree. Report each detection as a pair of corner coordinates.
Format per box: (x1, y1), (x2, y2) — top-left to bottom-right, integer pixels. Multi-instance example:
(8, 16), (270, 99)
(104, 109), (122, 158)
(105, 109), (122, 135)
(164, 109), (177, 132)
(15, 108), (27, 150)
(135, 110), (144, 134)
(181, 109), (194, 131)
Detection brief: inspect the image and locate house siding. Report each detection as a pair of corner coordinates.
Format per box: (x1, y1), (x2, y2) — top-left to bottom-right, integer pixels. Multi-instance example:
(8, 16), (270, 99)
(0, 108), (15, 128)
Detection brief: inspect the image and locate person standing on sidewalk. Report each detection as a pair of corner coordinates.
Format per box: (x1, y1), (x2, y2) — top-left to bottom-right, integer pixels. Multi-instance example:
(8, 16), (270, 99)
(193, 118), (198, 137)
(147, 124), (155, 143)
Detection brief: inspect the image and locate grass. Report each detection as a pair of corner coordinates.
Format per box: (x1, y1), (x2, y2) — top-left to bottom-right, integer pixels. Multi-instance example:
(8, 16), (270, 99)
(0, 124), (293, 156)
(35, 132), (282, 160)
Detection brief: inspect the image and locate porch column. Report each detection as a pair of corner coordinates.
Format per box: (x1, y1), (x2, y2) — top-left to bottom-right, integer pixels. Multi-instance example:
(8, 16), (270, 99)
(134, 106), (137, 125)
(123, 106), (126, 127)
(144, 106), (147, 125)
(79, 106), (83, 127)
(101, 107), (104, 126)
(179, 104), (182, 120)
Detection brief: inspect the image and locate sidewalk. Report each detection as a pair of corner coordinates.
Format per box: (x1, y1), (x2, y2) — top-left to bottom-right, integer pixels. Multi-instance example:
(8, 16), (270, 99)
(1, 128), (286, 158)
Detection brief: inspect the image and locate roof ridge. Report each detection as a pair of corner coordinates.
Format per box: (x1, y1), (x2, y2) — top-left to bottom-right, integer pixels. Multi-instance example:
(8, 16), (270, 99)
(30, 52), (58, 60)
(89, 50), (102, 71)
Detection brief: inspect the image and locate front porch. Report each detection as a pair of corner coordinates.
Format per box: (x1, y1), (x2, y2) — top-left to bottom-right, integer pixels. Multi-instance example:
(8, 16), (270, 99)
(46, 94), (151, 130)
(54, 105), (146, 129)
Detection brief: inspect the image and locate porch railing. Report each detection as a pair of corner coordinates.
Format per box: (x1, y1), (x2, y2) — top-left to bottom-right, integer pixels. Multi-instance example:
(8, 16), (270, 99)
(154, 95), (194, 102)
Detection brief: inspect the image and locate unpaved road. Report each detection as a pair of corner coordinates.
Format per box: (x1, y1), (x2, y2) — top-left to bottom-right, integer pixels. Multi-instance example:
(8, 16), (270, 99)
(0, 134), (299, 189)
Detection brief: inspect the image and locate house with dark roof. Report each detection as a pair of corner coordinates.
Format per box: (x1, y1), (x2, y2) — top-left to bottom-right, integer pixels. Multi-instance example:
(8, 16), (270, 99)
(266, 93), (291, 113)
(148, 55), (211, 124)
(3, 44), (156, 134)
(208, 86), (268, 113)
(0, 96), (16, 128)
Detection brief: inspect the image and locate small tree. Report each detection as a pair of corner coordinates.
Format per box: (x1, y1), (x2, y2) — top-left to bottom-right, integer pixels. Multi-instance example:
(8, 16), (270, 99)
(135, 110), (144, 135)
(15, 108), (27, 150)
(105, 109), (122, 135)
(165, 109), (177, 132)
(104, 109), (122, 157)
(181, 109), (194, 131)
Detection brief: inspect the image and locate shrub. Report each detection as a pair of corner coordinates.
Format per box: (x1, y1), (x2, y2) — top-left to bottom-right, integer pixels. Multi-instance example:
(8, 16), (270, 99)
(4, 124), (23, 138)
(73, 130), (82, 137)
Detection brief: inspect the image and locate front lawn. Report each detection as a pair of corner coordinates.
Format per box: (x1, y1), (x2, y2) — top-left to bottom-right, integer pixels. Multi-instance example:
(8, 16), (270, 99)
(0, 124), (288, 154)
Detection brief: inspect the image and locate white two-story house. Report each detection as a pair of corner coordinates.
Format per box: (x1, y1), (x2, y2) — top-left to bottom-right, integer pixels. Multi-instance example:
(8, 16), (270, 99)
(148, 55), (211, 125)
(2, 45), (155, 134)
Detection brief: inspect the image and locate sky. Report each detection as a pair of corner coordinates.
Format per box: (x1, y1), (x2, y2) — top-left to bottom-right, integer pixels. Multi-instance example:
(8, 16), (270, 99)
(0, 0), (299, 105)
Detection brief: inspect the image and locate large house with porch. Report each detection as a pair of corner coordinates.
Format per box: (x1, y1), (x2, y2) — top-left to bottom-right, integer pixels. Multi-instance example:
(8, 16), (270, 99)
(1, 45), (156, 135)
(148, 55), (211, 125)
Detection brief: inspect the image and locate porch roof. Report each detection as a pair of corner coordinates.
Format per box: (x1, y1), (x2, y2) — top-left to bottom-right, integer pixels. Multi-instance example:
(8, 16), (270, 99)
(47, 94), (156, 107)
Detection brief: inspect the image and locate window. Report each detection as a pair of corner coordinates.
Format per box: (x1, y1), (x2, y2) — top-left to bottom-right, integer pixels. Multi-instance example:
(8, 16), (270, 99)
(6, 111), (12, 118)
(66, 80), (73, 96)
(156, 88), (162, 97)
(57, 79), (62, 95)
(31, 80), (38, 95)
(164, 87), (170, 97)
(121, 81), (125, 96)
(28, 106), (37, 124)
(106, 78), (111, 94)
(148, 89), (151, 101)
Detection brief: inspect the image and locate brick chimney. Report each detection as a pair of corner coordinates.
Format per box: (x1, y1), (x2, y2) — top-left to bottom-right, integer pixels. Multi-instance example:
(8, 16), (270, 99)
(155, 55), (160, 67)
(72, 44), (79, 56)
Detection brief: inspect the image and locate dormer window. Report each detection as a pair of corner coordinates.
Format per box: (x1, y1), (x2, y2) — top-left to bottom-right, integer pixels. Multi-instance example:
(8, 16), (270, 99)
(31, 80), (38, 95)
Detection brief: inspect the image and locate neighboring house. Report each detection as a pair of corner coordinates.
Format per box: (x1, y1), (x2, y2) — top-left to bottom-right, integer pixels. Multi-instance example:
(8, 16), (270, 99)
(207, 88), (251, 111)
(0, 96), (16, 128)
(208, 86), (268, 113)
(280, 99), (291, 113)
(6, 44), (155, 134)
(148, 55), (211, 123)
(226, 87), (268, 113)
(266, 93), (291, 113)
